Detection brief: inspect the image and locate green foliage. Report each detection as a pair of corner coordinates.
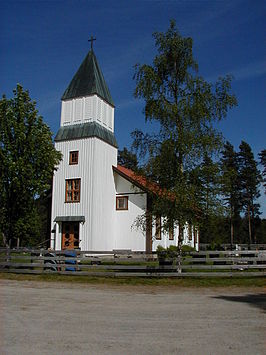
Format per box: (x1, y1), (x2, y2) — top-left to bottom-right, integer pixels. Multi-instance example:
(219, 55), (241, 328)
(256, 218), (266, 243)
(156, 244), (195, 259)
(156, 245), (177, 259)
(220, 141), (242, 244)
(181, 245), (196, 252)
(258, 149), (266, 194)
(0, 85), (62, 246)
(220, 142), (241, 210)
(238, 141), (261, 243)
(1, 273), (265, 287)
(199, 213), (266, 245)
(192, 154), (223, 241)
(34, 189), (52, 248)
(118, 147), (138, 170)
(199, 214), (228, 245)
(238, 141), (261, 209)
(206, 242), (223, 251)
(132, 20), (237, 240)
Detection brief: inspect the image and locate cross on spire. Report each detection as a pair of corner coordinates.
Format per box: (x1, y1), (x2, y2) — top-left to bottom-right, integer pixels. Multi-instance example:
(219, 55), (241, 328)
(88, 35), (96, 51)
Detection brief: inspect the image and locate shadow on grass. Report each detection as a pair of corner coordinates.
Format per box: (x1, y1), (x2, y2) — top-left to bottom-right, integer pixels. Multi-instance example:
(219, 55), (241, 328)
(213, 293), (266, 312)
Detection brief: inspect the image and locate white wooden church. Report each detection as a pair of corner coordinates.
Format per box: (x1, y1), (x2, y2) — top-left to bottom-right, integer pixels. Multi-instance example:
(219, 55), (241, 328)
(50, 47), (199, 252)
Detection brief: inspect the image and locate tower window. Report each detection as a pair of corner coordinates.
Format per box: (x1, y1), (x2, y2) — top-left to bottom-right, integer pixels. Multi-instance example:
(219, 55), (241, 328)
(169, 223), (174, 240)
(155, 216), (161, 240)
(69, 151), (79, 165)
(116, 196), (128, 210)
(65, 179), (81, 202)
(188, 224), (192, 241)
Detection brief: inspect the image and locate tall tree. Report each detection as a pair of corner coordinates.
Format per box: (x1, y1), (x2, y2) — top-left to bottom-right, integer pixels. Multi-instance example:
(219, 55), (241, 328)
(0, 85), (62, 247)
(118, 147), (138, 170)
(132, 20), (237, 248)
(259, 149), (266, 194)
(238, 141), (261, 244)
(196, 153), (222, 242)
(199, 153), (221, 216)
(220, 141), (241, 245)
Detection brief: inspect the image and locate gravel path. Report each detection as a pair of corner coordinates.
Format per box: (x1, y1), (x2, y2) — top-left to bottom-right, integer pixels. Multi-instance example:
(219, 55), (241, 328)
(0, 280), (265, 355)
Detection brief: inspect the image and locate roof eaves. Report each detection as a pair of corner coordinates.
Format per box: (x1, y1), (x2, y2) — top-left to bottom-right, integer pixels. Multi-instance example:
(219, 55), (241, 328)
(113, 166), (149, 193)
(61, 93), (115, 108)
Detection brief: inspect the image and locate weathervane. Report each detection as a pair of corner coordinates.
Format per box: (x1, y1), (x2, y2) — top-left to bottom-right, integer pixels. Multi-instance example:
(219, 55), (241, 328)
(88, 35), (96, 51)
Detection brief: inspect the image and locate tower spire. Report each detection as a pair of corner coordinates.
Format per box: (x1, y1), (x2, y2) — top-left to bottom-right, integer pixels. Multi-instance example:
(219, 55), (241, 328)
(88, 35), (96, 51)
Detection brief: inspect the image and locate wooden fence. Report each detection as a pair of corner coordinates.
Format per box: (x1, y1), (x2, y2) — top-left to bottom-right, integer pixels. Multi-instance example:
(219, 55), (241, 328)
(0, 248), (266, 278)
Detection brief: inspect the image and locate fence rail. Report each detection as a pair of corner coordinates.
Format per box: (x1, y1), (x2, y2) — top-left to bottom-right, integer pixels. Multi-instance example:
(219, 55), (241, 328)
(0, 248), (265, 278)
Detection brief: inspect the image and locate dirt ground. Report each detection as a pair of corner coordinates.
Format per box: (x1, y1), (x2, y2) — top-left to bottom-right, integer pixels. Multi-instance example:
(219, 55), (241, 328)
(0, 280), (265, 355)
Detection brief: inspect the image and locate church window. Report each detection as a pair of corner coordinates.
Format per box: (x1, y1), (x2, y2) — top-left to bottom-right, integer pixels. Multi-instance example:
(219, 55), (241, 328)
(116, 196), (128, 210)
(169, 223), (174, 240)
(188, 224), (192, 241)
(69, 151), (79, 165)
(65, 179), (81, 202)
(155, 216), (161, 240)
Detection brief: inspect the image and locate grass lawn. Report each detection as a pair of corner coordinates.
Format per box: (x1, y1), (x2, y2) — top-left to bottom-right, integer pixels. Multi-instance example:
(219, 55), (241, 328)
(0, 272), (265, 288)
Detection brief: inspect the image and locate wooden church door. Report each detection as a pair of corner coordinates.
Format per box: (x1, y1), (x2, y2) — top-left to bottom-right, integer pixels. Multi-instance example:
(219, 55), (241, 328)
(62, 222), (79, 249)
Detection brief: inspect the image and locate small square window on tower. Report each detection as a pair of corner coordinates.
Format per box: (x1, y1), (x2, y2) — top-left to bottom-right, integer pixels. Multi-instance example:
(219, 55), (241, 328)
(116, 196), (128, 210)
(69, 151), (79, 165)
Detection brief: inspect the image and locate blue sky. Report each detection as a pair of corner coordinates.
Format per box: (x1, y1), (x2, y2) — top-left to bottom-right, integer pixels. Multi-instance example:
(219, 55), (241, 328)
(0, 0), (265, 216)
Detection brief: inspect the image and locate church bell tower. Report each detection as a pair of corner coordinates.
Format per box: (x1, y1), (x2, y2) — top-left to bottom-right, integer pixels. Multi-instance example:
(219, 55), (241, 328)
(51, 41), (118, 251)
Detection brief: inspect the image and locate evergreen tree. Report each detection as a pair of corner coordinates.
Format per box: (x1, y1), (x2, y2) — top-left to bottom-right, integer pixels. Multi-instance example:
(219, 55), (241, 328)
(0, 85), (62, 247)
(259, 149), (266, 194)
(199, 154), (221, 216)
(256, 218), (266, 243)
(132, 20), (237, 249)
(238, 141), (261, 244)
(220, 141), (241, 245)
(196, 153), (222, 243)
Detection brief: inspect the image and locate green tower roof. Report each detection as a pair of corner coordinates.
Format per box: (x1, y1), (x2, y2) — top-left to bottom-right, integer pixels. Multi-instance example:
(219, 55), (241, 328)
(61, 50), (114, 106)
(54, 121), (118, 148)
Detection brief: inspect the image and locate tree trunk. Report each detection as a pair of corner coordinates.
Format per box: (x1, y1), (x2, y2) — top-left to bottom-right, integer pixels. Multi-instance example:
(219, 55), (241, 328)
(251, 205), (256, 244)
(145, 196), (153, 254)
(230, 222), (234, 249)
(248, 205), (252, 245)
(2, 232), (9, 247)
(177, 224), (184, 274)
(178, 224), (184, 250)
(230, 206), (234, 249)
(197, 228), (200, 251)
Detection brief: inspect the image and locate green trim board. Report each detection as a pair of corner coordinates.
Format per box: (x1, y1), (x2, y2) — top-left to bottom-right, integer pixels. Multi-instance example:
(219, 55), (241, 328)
(62, 50), (114, 106)
(54, 121), (118, 148)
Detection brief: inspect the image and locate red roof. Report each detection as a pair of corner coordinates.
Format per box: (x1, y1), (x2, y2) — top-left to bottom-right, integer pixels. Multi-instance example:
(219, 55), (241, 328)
(113, 165), (201, 216)
(113, 165), (201, 215)
(113, 165), (165, 196)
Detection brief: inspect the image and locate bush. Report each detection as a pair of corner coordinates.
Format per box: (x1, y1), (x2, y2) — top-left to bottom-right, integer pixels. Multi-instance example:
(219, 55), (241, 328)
(157, 245), (196, 259)
(181, 245), (196, 252)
